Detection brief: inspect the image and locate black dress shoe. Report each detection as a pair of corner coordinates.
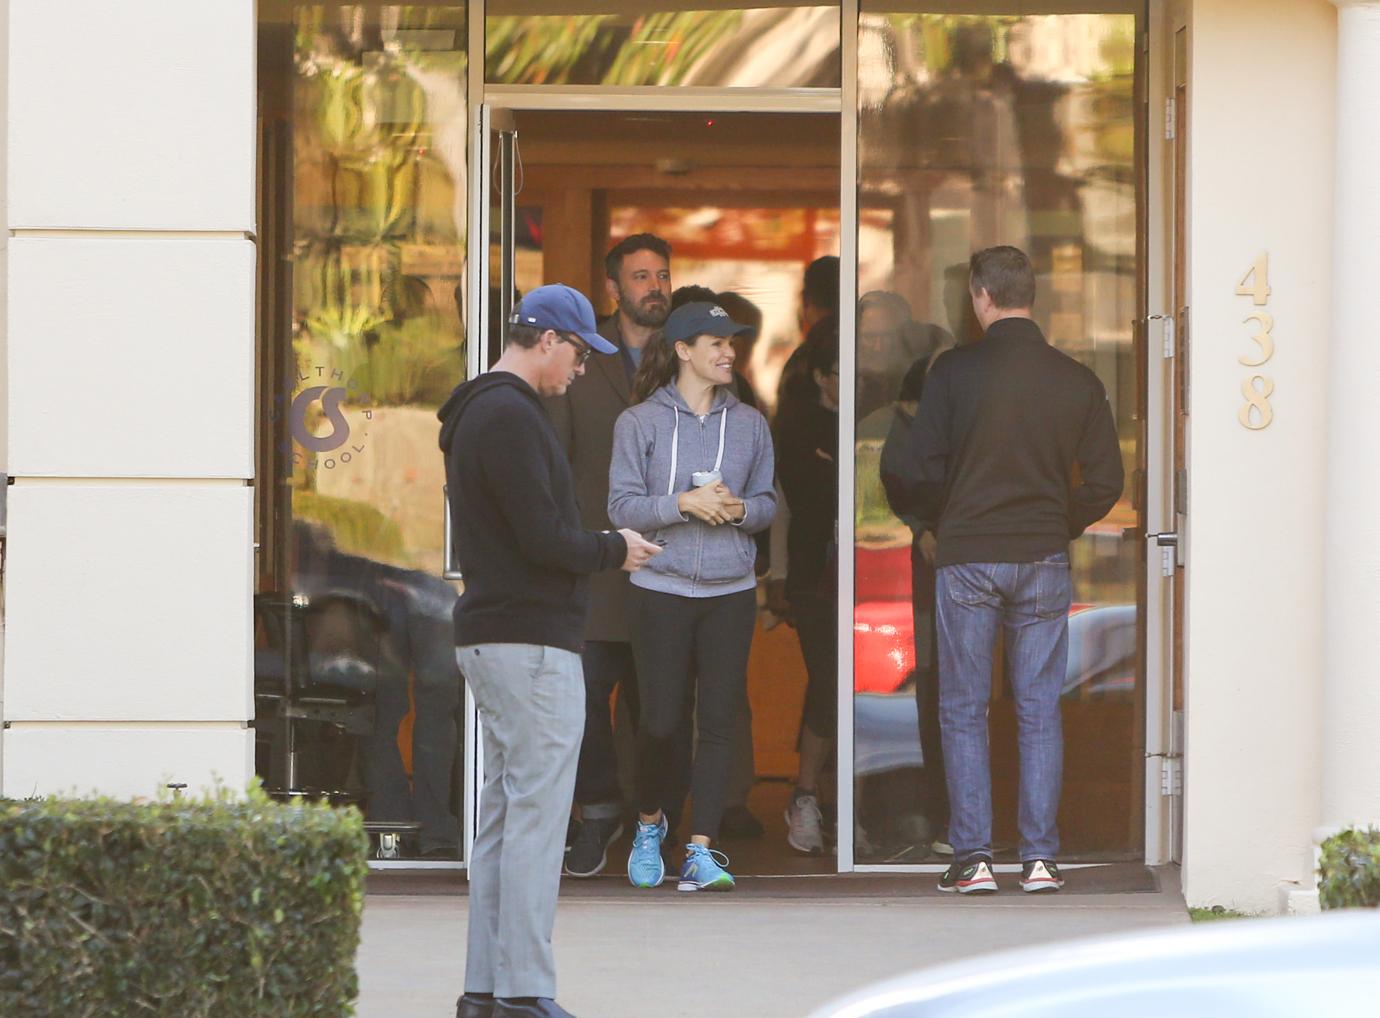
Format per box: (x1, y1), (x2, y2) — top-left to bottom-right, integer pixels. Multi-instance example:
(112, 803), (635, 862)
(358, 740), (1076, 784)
(456, 992), (496, 1018)
(494, 998), (577, 1018)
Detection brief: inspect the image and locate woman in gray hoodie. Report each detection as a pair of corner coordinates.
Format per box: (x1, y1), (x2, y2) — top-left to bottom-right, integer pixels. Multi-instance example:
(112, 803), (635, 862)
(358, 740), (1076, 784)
(608, 301), (776, 893)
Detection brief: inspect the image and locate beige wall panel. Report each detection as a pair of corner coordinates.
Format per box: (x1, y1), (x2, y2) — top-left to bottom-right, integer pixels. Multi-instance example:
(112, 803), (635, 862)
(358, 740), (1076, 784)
(4, 484), (253, 722)
(7, 0), (254, 231)
(7, 238), (254, 478)
(1183, 0), (1335, 913)
(2, 726), (253, 800)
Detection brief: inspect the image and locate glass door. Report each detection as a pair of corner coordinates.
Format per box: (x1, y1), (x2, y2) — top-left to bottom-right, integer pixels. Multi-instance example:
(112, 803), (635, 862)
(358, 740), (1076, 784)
(255, 3), (470, 865)
(851, 7), (1147, 865)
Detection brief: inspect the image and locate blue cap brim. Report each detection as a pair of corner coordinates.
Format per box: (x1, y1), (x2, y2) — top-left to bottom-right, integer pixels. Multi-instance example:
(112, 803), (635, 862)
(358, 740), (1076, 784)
(579, 331), (619, 354)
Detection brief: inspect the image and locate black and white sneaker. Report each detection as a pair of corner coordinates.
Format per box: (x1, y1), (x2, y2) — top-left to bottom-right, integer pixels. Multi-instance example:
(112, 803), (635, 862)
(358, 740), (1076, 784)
(938, 856), (999, 894)
(1020, 859), (1065, 892)
(563, 817), (624, 878)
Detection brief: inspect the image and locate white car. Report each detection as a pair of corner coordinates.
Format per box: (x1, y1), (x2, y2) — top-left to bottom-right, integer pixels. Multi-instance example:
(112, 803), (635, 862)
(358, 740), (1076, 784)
(809, 912), (1380, 1017)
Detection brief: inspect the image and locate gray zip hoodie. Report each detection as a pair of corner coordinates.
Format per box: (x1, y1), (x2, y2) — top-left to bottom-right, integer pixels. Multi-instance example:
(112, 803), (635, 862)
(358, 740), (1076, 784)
(609, 383), (776, 597)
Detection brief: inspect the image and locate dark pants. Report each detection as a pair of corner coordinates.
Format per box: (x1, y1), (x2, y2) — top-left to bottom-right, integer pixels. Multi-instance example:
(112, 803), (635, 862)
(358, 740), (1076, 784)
(911, 543), (949, 831)
(573, 641), (638, 820)
(628, 585), (756, 841)
(572, 640), (692, 827)
(791, 591), (837, 739)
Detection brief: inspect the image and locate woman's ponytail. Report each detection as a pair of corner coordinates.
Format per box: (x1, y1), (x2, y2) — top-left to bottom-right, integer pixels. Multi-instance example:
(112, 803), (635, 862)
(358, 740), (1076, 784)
(631, 330), (680, 404)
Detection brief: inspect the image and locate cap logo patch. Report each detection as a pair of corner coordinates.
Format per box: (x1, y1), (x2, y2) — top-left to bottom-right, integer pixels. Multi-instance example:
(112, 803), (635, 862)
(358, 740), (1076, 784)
(709, 306), (729, 317)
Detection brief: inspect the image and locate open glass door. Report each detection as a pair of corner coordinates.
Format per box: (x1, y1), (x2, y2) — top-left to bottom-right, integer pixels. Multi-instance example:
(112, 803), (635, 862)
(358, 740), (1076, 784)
(468, 101), (849, 876)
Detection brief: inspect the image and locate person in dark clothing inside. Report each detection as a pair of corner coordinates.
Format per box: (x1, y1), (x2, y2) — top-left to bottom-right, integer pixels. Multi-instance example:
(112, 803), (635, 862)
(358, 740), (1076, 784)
(775, 316), (839, 855)
(441, 284), (659, 1018)
(880, 356), (951, 860)
(892, 246), (1123, 896)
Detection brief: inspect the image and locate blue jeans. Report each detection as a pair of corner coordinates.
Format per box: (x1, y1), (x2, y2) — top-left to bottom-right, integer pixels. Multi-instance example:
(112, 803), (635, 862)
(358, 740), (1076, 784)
(935, 553), (1072, 862)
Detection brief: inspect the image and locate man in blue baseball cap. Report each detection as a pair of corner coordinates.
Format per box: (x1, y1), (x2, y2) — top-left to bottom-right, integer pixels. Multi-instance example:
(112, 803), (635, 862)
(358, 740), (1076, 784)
(439, 283), (659, 1018)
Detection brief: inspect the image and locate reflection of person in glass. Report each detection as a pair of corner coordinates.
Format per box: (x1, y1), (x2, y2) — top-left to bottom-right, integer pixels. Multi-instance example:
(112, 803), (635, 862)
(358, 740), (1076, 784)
(775, 318), (839, 855)
(608, 302), (777, 894)
(545, 234), (678, 880)
(895, 247), (1123, 895)
(857, 290), (954, 424)
(879, 357), (951, 862)
(441, 285), (660, 1018)
(284, 521), (464, 858)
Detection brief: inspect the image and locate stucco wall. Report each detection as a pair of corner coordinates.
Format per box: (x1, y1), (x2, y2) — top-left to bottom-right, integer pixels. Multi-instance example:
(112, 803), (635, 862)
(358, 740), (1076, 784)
(1182, 0), (1335, 912)
(2, 1), (256, 797)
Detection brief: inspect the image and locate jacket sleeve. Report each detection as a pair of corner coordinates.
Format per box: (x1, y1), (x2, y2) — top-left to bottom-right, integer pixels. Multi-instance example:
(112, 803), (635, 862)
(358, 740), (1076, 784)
(896, 354), (952, 527)
(1070, 383), (1125, 537)
(731, 411), (777, 535)
(474, 401), (626, 573)
(607, 410), (687, 531)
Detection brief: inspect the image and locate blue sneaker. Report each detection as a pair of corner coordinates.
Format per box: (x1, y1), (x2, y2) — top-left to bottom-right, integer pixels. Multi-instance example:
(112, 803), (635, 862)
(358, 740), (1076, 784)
(627, 814), (667, 888)
(678, 843), (735, 892)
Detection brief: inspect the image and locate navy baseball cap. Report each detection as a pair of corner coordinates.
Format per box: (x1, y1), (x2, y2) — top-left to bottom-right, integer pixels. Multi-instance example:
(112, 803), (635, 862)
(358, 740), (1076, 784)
(509, 284), (617, 354)
(664, 302), (752, 344)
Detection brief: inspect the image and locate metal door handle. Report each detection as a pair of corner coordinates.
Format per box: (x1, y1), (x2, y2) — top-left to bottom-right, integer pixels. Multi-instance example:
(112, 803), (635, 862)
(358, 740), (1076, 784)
(1147, 532), (1178, 548)
(442, 486), (463, 581)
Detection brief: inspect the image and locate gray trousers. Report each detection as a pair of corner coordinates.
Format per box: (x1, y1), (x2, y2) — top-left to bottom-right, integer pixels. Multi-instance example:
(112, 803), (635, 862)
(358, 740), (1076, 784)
(458, 643), (584, 999)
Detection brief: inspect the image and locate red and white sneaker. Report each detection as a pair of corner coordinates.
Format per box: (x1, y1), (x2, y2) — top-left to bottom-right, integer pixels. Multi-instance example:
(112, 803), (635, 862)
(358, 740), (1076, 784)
(938, 857), (999, 894)
(1020, 859), (1065, 892)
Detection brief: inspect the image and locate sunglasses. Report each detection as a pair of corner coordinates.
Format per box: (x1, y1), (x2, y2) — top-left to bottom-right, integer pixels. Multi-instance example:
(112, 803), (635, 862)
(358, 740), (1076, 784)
(557, 333), (593, 366)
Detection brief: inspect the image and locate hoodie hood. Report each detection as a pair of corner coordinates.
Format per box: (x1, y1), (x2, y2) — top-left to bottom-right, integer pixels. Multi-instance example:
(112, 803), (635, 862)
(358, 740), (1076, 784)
(438, 371), (540, 454)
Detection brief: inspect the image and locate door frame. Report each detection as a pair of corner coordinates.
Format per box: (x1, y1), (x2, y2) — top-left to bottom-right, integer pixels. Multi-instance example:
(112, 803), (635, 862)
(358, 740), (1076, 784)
(455, 0), (1174, 874)
(460, 76), (857, 869)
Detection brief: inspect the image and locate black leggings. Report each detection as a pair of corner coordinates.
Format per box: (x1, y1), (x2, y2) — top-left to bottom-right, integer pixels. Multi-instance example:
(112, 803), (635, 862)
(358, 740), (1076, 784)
(627, 585), (756, 842)
(790, 592), (837, 739)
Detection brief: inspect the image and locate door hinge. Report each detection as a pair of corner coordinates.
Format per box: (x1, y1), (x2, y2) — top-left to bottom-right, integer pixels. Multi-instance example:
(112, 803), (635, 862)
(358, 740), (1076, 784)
(1165, 97), (1177, 140)
(1146, 315), (1174, 359)
(1160, 757), (1184, 797)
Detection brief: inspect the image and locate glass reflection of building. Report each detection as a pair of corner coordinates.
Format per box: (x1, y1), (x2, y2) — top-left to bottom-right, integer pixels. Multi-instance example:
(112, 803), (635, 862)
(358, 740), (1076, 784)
(256, 4), (470, 860)
(853, 11), (1142, 863)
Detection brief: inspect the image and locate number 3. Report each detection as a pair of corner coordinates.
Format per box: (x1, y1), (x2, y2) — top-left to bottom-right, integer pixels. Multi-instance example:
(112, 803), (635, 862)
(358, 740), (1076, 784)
(1239, 312), (1274, 367)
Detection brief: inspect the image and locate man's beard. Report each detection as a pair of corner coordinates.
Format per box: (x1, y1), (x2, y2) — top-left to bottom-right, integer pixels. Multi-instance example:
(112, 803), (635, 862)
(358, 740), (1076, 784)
(618, 287), (669, 328)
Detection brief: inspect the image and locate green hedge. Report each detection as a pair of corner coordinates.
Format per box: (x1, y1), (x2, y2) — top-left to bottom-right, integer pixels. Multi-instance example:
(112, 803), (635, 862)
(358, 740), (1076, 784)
(1318, 827), (1380, 910)
(0, 785), (369, 1016)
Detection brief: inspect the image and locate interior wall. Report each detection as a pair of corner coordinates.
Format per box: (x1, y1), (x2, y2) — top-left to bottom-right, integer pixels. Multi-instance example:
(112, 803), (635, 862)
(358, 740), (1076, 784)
(1183, 0), (1334, 913)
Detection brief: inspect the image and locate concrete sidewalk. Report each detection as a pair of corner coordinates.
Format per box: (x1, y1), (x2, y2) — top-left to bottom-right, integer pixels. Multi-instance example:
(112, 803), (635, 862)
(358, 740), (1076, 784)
(357, 872), (1189, 1017)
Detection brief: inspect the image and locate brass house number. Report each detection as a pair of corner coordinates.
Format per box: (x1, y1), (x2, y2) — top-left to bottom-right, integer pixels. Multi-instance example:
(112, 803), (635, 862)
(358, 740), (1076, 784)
(1235, 252), (1274, 430)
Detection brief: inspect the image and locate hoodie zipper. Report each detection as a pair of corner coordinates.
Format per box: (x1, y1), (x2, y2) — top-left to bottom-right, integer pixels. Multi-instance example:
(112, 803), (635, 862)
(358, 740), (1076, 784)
(692, 412), (706, 596)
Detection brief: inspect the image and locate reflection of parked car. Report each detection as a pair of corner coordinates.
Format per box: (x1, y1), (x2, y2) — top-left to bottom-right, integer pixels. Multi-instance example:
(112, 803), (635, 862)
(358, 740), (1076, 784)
(853, 540), (1136, 784)
(854, 604), (1136, 780)
(809, 912), (1380, 1017)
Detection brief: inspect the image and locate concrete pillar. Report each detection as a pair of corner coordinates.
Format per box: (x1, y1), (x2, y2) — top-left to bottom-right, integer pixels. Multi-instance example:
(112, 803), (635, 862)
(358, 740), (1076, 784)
(1321, 0), (1380, 834)
(3, 2), (256, 798)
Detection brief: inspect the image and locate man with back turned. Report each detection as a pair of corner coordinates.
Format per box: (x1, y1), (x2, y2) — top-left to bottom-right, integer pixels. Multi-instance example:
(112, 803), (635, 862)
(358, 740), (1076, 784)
(895, 246), (1123, 896)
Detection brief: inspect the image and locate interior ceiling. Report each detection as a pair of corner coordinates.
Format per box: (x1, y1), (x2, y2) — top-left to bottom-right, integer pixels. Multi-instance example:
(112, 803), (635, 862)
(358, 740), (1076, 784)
(515, 110), (840, 169)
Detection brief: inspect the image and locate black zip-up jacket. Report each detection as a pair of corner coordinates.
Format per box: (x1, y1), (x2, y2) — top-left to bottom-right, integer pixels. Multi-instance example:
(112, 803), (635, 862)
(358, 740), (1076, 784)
(895, 317), (1124, 568)
(776, 395), (838, 600)
(438, 372), (627, 653)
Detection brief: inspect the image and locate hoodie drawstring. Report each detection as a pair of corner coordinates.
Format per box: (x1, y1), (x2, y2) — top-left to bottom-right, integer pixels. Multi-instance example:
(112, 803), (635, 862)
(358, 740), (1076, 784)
(665, 402), (728, 497)
(666, 408), (680, 497)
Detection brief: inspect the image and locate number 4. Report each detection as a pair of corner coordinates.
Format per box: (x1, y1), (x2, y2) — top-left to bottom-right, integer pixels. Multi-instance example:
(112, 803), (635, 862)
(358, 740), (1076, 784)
(1236, 252), (1271, 306)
